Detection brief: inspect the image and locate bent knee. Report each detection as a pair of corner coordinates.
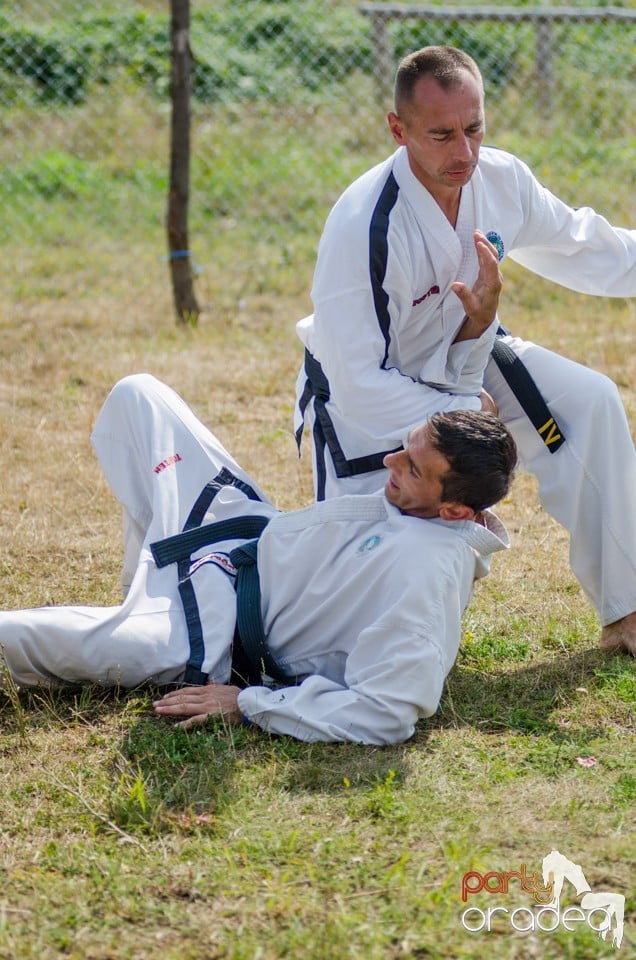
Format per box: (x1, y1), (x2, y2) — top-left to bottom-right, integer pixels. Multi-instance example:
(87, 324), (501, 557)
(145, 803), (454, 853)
(108, 372), (161, 401)
(578, 366), (624, 412)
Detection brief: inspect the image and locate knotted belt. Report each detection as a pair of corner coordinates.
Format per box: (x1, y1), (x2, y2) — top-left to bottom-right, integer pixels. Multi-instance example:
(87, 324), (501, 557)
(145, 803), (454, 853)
(150, 467), (292, 687)
(228, 540), (296, 686)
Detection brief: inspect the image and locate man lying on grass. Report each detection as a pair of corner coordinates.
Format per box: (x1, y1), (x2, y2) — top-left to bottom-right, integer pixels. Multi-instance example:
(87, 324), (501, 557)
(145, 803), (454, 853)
(0, 374), (516, 744)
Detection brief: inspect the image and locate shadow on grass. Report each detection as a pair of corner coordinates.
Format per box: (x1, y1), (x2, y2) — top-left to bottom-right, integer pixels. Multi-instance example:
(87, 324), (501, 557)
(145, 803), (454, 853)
(422, 645), (633, 741)
(0, 681), (129, 733)
(0, 679), (417, 821)
(118, 706), (420, 809)
(113, 646), (634, 813)
(1, 645), (631, 826)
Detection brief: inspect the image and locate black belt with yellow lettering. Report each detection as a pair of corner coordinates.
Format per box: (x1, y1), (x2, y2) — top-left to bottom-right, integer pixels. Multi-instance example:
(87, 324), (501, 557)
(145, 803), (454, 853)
(491, 335), (565, 453)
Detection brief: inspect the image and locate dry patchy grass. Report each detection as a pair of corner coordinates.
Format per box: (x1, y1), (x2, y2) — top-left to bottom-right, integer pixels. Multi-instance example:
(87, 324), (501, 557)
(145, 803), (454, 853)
(0, 237), (634, 959)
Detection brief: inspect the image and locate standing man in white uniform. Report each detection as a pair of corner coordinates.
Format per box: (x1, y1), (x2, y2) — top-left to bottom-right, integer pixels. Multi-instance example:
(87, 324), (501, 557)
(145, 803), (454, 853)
(294, 45), (636, 655)
(0, 374), (515, 745)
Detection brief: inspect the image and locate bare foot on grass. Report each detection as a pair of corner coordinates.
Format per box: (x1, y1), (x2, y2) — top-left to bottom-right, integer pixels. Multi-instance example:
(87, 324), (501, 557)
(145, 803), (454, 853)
(600, 612), (636, 656)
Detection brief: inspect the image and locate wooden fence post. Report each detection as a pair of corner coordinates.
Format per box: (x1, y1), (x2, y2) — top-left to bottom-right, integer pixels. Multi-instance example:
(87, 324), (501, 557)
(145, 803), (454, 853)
(167, 0), (200, 325)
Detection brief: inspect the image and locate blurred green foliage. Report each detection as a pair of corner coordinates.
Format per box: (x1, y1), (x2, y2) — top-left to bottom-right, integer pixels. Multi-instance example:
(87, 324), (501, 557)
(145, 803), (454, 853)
(7, 1), (623, 106)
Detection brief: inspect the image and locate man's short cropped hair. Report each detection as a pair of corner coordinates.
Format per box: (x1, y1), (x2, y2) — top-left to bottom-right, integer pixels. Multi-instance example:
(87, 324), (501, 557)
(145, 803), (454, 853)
(428, 409), (517, 513)
(394, 46), (483, 114)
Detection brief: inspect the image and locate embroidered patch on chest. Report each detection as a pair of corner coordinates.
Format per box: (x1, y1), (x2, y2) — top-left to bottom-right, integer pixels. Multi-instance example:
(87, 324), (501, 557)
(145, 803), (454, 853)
(485, 231), (505, 261)
(356, 534), (383, 556)
(412, 284), (440, 307)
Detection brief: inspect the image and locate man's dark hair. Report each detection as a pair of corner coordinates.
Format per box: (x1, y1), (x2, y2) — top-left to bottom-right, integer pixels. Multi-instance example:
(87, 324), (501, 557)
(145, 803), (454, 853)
(394, 46), (483, 114)
(428, 409), (517, 513)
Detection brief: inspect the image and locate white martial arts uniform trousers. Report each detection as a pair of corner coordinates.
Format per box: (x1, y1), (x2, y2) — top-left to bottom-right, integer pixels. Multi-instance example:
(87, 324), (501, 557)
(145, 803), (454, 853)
(484, 336), (636, 627)
(0, 374), (276, 688)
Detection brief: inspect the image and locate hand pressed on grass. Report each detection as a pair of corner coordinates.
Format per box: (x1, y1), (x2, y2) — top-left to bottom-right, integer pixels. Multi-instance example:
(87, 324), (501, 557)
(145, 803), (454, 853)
(154, 683), (243, 729)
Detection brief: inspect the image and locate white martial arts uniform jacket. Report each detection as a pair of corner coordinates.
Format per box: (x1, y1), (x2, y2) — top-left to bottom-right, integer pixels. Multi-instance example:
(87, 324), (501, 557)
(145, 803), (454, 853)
(294, 145), (636, 627)
(242, 495), (509, 743)
(295, 144), (636, 481)
(0, 376), (510, 746)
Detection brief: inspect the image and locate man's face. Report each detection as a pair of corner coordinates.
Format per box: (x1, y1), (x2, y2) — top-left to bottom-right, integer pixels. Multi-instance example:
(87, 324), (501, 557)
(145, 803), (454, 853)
(383, 424), (451, 518)
(388, 70), (485, 198)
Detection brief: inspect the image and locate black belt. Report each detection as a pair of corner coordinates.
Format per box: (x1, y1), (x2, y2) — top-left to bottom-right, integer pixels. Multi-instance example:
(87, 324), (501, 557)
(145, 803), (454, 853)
(299, 349), (401, 499)
(229, 540), (298, 686)
(151, 516), (270, 568)
(491, 335), (565, 452)
(150, 468), (293, 687)
(298, 335), (565, 502)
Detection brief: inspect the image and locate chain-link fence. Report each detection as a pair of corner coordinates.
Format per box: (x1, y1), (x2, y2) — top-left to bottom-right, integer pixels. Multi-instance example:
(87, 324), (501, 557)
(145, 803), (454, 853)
(0, 0), (634, 320)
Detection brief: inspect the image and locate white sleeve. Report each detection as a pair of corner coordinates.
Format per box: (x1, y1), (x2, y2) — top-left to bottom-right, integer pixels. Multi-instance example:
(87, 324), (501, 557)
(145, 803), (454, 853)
(509, 163), (636, 296)
(237, 568), (466, 745)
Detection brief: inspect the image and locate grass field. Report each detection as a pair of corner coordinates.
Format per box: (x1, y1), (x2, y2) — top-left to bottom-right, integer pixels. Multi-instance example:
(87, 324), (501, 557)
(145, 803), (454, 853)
(1, 7), (635, 958)
(1, 225), (634, 960)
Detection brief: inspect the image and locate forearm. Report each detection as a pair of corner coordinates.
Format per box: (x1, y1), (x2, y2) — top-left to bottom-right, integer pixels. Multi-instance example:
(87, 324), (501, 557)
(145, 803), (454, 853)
(238, 677), (419, 745)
